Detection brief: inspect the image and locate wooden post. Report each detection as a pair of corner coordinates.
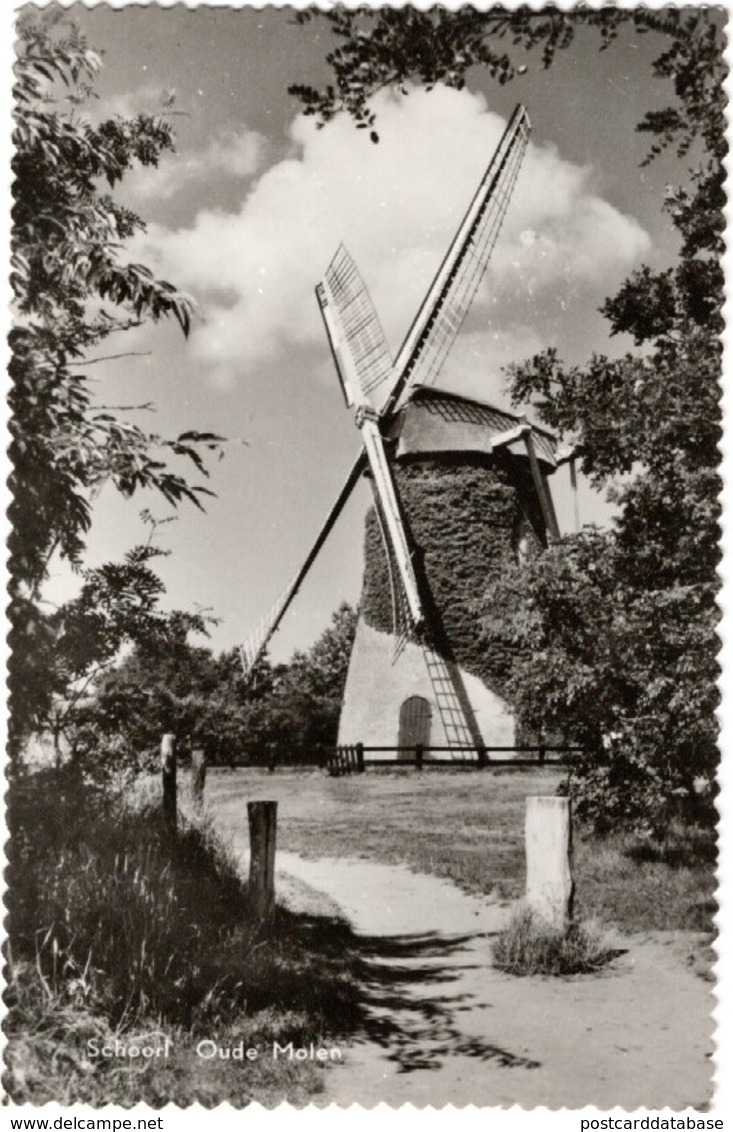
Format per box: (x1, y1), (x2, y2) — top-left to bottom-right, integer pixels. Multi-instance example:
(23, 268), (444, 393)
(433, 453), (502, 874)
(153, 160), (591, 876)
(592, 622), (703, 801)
(161, 733), (177, 829)
(191, 748), (206, 808)
(538, 743), (546, 766)
(477, 745), (488, 769)
(268, 742), (276, 774)
(356, 742), (365, 773)
(415, 742), (424, 771)
(525, 796), (574, 931)
(248, 801), (277, 920)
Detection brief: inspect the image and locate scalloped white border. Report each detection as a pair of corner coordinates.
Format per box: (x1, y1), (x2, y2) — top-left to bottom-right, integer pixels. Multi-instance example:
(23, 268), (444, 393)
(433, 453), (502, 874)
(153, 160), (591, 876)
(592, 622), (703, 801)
(2, 2), (730, 1129)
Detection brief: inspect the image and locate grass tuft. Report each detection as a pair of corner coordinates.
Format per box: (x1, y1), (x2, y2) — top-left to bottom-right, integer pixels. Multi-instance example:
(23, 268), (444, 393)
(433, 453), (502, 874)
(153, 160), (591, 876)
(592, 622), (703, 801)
(491, 906), (615, 977)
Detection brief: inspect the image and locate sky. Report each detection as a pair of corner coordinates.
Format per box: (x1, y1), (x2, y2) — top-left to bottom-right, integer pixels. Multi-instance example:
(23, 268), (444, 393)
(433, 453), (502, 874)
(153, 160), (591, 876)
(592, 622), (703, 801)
(33, 4), (695, 662)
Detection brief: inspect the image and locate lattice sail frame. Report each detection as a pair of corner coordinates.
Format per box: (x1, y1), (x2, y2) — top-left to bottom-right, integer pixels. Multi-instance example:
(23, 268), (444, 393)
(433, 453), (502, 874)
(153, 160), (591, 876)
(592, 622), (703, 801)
(316, 245), (395, 412)
(388, 103), (531, 411)
(239, 583), (293, 679)
(371, 492), (413, 661)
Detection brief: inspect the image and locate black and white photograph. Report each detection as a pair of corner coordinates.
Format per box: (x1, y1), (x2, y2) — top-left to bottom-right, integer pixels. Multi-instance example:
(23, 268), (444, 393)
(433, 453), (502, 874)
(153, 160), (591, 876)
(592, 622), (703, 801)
(5, 1), (727, 1117)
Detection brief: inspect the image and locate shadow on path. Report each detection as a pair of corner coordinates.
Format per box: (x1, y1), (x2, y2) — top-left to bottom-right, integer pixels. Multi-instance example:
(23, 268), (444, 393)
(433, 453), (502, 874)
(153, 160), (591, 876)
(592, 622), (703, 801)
(272, 909), (540, 1074)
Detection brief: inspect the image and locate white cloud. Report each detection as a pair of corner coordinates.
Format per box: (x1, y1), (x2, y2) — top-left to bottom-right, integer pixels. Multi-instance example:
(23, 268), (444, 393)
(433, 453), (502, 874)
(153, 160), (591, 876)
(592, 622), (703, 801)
(126, 129), (267, 201)
(134, 86), (651, 387)
(437, 325), (551, 408)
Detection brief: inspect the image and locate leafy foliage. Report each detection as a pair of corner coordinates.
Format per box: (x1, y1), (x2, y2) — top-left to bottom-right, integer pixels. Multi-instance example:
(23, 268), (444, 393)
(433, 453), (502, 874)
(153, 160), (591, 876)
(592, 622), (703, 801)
(10, 16), (222, 753)
(482, 533), (718, 836)
(479, 17), (724, 835)
(361, 459), (541, 697)
(39, 527), (213, 764)
(289, 8), (724, 150)
(73, 604), (358, 773)
(257, 602), (358, 762)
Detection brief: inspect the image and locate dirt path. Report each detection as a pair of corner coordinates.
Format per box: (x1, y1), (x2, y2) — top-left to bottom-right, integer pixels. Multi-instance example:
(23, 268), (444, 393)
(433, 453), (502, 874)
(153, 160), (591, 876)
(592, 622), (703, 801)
(229, 840), (714, 1109)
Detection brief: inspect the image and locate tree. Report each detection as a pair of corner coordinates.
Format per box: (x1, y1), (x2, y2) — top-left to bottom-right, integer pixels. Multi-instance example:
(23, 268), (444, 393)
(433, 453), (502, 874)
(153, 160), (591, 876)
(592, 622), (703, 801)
(70, 606), (219, 778)
(289, 8), (724, 151)
(293, 8), (724, 833)
(10, 16), (221, 754)
(262, 602), (358, 761)
(477, 15), (722, 835)
(75, 603), (358, 772)
(197, 602), (357, 765)
(482, 529), (718, 837)
(486, 250), (721, 835)
(35, 514), (213, 761)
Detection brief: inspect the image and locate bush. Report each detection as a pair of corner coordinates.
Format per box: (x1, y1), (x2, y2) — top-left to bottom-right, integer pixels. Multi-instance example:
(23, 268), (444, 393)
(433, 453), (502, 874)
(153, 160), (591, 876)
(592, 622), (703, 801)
(491, 907), (614, 977)
(561, 742), (719, 842)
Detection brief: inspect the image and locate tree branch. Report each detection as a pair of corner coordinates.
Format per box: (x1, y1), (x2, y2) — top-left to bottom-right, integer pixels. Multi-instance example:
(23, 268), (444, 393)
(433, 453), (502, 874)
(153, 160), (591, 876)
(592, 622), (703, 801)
(68, 351), (153, 366)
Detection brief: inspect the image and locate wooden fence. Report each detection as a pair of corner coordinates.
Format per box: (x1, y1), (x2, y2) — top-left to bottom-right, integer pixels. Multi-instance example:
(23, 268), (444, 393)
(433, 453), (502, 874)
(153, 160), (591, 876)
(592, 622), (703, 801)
(326, 743), (579, 776)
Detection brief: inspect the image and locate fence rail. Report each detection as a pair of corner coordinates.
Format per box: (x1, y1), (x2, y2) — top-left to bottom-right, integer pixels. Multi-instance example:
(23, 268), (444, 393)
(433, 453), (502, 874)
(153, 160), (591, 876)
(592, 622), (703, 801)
(326, 743), (581, 776)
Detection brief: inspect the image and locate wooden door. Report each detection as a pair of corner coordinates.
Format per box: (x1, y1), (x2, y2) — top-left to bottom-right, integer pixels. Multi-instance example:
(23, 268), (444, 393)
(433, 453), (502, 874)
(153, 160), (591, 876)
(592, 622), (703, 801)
(398, 696), (431, 758)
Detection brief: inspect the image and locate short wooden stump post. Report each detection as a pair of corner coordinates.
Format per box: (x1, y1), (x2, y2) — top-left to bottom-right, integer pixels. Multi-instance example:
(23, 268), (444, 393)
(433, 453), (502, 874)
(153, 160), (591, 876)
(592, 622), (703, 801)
(248, 801), (277, 920)
(191, 748), (206, 808)
(525, 796), (574, 931)
(161, 733), (177, 829)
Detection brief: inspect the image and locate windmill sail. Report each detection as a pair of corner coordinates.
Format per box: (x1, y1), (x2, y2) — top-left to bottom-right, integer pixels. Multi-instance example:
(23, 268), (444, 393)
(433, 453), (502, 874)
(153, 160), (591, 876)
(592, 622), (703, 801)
(317, 249), (425, 630)
(316, 244), (394, 411)
(314, 106), (532, 692)
(421, 644), (479, 753)
(239, 581), (293, 678)
(359, 412), (425, 629)
(238, 451), (366, 678)
(371, 489), (416, 659)
(386, 104), (531, 414)
(523, 429), (561, 542)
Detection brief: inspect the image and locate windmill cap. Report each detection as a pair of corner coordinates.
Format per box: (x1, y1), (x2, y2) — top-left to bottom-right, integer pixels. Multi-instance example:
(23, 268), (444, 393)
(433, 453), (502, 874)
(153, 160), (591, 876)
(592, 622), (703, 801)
(389, 387), (559, 469)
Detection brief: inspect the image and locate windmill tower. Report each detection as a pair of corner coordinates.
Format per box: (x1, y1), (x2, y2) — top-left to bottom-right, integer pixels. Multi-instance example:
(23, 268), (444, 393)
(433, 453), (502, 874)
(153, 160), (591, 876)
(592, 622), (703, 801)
(240, 104), (565, 762)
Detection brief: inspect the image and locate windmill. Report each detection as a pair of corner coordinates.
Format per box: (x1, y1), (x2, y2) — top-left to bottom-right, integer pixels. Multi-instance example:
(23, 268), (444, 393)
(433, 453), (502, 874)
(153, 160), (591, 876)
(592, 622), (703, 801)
(240, 104), (565, 761)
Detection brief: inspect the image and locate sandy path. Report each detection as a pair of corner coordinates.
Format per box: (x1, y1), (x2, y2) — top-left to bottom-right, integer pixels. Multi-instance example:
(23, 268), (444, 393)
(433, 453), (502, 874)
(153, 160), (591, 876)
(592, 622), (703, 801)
(229, 841), (714, 1109)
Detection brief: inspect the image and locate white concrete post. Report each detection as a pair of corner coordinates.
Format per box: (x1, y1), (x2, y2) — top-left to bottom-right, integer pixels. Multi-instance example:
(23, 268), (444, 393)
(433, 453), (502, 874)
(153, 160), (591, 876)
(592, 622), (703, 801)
(525, 796), (574, 931)
(161, 733), (177, 829)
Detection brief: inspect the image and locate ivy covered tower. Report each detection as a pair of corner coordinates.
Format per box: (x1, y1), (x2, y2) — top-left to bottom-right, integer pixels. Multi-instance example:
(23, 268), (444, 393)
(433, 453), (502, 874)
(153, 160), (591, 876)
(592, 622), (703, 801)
(337, 387), (561, 759)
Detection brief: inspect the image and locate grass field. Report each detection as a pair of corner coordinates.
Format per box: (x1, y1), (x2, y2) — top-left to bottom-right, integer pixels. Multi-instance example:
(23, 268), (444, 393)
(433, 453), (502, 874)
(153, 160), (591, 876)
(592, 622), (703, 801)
(208, 766), (717, 936)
